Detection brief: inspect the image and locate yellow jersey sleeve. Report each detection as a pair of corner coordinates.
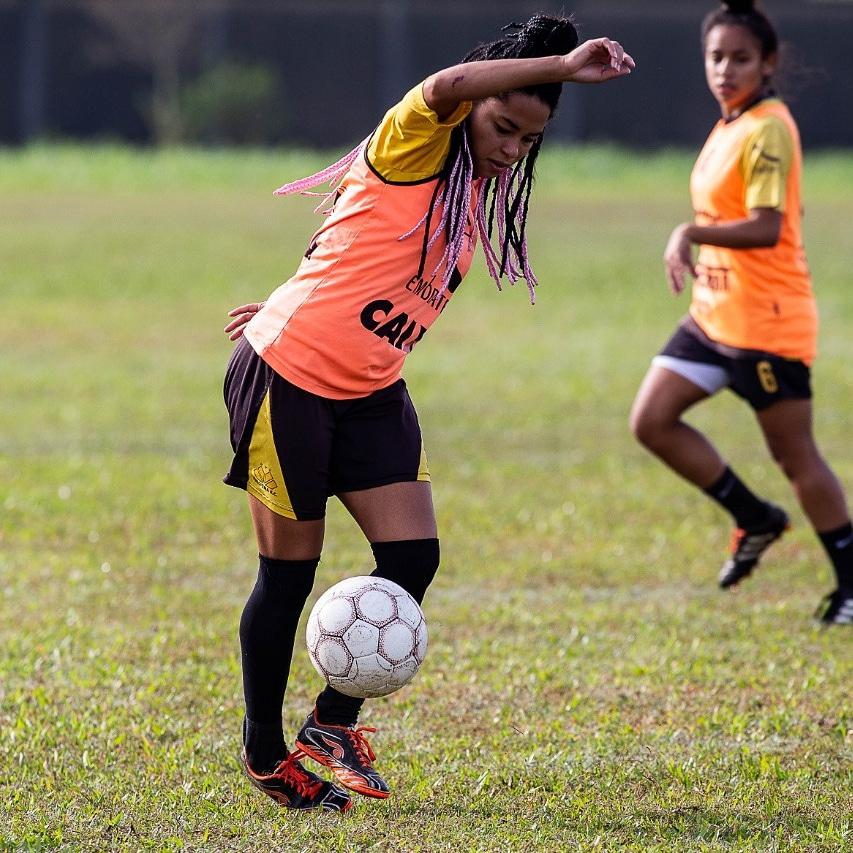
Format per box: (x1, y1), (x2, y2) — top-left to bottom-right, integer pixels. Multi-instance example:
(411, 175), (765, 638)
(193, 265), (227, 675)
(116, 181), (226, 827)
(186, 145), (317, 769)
(741, 115), (793, 212)
(366, 83), (472, 183)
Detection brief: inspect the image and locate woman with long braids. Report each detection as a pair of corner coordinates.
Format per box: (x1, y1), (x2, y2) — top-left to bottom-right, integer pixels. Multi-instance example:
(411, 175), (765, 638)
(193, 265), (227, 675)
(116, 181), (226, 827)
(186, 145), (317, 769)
(222, 15), (634, 811)
(631, 0), (853, 624)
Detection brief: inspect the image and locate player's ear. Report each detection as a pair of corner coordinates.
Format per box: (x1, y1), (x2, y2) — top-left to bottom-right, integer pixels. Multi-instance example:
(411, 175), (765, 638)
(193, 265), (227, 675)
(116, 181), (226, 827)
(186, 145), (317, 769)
(761, 51), (778, 82)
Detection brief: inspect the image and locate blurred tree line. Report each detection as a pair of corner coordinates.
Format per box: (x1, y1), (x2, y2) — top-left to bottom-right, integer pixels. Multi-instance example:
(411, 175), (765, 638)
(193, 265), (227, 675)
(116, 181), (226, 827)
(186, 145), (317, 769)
(83, 0), (284, 145)
(10, 0), (286, 145)
(4, 0), (853, 149)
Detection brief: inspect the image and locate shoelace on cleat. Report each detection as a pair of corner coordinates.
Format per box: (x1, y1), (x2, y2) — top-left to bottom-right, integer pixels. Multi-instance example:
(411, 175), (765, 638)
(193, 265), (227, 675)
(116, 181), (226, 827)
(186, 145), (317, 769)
(269, 750), (324, 799)
(344, 726), (377, 767)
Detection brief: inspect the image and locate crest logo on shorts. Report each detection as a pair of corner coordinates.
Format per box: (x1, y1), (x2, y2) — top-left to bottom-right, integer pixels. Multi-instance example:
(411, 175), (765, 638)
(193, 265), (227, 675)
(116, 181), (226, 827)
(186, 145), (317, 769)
(251, 463), (278, 496)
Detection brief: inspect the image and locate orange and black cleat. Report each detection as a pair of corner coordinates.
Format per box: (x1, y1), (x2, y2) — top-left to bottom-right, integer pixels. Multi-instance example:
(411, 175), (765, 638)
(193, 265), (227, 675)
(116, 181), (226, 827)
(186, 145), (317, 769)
(296, 710), (390, 799)
(241, 748), (352, 812)
(719, 504), (790, 588)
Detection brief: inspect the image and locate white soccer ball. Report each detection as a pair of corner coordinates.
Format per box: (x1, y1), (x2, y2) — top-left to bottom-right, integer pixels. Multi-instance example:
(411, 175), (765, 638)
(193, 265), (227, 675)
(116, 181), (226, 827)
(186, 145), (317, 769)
(306, 576), (428, 699)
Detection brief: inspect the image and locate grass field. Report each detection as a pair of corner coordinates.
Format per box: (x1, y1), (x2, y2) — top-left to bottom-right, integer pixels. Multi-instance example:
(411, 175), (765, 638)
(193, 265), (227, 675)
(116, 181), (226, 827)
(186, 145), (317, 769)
(0, 145), (851, 852)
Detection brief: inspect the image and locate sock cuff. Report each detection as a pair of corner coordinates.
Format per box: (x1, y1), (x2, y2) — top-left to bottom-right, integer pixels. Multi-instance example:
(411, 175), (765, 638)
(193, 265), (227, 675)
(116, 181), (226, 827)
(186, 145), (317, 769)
(703, 466), (735, 499)
(817, 521), (853, 545)
(257, 554), (320, 596)
(258, 554), (321, 571)
(370, 538), (439, 562)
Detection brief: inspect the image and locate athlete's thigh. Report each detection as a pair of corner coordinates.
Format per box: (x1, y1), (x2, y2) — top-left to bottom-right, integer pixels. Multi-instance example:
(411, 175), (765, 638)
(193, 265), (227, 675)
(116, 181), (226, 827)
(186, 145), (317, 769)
(339, 481), (437, 542)
(632, 323), (729, 425)
(631, 363), (713, 426)
(755, 398), (816, 461)
(248, 494), (326, 560)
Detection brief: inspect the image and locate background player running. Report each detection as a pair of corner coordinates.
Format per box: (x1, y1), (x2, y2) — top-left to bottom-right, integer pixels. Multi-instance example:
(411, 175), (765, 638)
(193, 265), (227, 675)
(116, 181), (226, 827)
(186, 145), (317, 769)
(223, 15), (635, 811)
(630, 0), (853, 625)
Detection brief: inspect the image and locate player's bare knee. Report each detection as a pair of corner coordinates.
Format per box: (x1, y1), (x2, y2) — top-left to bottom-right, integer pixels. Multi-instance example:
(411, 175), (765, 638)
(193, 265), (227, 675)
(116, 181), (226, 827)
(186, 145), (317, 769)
(766, 433), (816, 478)
(630, 406), (668, 450)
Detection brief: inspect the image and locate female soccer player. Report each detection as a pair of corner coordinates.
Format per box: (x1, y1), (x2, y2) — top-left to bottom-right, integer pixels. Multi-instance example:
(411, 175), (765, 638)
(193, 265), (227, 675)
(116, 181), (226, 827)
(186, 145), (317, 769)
(630, 0), (852, 625)
(223, 15), (635, 811)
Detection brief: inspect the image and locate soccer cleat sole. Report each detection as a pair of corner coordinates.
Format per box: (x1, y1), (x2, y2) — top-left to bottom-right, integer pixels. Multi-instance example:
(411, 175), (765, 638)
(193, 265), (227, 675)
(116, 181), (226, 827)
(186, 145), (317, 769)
(245, 774), (353, 812)
(296, 740), (391, 800)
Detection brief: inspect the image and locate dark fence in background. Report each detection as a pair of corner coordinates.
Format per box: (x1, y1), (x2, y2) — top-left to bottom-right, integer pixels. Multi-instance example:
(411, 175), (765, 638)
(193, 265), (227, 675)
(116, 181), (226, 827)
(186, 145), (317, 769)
(3, 0), (853, 149)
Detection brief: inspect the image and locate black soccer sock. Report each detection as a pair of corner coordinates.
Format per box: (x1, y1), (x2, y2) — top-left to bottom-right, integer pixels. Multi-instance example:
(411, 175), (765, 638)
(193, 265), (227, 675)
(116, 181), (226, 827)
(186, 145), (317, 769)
(313, 686), (365, 728)
(817, 521), (853, 589)
(703, 466), (772, 529)
(314, 538), (440, 727)
(242, 718), (288, 775)
(240, 554), (318, 772)
(369, 537), (440, 605)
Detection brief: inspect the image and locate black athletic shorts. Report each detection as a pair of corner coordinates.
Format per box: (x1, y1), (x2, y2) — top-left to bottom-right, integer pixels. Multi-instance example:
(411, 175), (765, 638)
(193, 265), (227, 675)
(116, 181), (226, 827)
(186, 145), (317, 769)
(223, 337), (430, 520)
(655, 318), (812, 411)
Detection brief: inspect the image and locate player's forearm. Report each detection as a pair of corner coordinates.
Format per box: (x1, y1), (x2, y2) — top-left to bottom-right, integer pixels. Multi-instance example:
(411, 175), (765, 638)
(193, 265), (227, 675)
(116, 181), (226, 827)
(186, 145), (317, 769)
(685, 210), (782, 250)
(424, 57), (566, 114)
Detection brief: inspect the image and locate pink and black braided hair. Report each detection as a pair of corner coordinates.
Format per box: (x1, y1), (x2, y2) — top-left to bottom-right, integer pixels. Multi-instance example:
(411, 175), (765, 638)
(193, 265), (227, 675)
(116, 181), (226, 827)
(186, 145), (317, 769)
(274, 14), (579, 304)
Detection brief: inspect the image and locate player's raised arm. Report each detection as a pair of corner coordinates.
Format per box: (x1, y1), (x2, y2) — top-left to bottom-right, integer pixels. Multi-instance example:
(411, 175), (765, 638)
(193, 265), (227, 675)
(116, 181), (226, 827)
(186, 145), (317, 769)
(424, 38), (634, 118)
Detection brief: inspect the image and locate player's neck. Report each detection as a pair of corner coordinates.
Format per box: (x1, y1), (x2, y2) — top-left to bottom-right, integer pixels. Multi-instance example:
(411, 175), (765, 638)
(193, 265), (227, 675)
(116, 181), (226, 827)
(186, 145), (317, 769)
(721, 87), (775, 123)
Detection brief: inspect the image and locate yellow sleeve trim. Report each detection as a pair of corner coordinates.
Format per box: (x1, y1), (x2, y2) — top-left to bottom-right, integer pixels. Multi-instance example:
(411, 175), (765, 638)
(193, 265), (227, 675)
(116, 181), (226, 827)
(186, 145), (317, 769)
(366, 83), (472, 183)
(741, 115), (793, 212)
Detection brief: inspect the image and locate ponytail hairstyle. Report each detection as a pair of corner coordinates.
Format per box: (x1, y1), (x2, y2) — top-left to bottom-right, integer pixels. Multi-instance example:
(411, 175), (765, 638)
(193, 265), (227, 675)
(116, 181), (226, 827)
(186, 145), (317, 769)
(274, 14), (579, 304)
(702, 1), (779, 59)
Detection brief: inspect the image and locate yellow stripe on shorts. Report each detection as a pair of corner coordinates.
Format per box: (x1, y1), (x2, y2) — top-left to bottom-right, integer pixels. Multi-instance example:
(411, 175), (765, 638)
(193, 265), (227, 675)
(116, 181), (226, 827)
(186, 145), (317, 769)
(246, 390), (297, 518)
(417, 442), (431, 482)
